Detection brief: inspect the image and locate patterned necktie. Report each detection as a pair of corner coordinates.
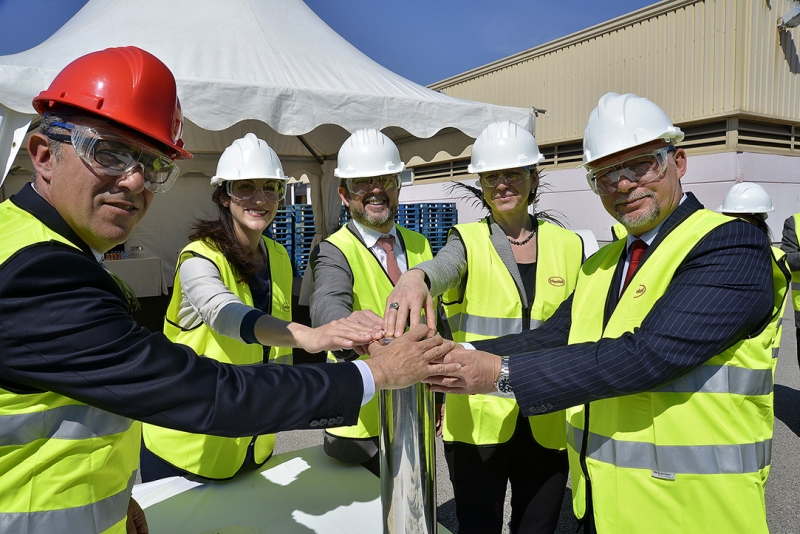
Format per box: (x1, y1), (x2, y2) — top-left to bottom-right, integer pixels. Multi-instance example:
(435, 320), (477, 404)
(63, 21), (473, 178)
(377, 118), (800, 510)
(376, 235), (402, 284)
(622, 239), (648, 291)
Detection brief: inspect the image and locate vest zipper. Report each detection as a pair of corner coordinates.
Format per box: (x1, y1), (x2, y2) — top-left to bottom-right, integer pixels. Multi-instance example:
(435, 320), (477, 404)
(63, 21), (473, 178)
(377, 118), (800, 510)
(517, 270), (530, 331)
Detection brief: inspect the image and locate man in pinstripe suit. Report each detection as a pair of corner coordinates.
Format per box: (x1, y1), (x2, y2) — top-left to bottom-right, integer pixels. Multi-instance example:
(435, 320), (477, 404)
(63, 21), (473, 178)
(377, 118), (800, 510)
(426, 93), (789, 533)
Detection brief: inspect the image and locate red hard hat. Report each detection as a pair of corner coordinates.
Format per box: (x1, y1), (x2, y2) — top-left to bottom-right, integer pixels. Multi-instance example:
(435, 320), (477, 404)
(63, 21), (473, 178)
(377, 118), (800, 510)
(33, 46), (192, 160)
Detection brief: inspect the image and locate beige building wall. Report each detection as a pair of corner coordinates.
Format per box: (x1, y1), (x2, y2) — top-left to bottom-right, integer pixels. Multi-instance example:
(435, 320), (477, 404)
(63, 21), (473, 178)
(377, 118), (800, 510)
(412, 0), (800, 247)
(430, 0), (800, 152)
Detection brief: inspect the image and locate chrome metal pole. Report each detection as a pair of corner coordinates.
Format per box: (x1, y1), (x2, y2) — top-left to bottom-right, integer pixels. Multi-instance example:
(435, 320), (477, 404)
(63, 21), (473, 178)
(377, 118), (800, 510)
(379, 380), (436, 534)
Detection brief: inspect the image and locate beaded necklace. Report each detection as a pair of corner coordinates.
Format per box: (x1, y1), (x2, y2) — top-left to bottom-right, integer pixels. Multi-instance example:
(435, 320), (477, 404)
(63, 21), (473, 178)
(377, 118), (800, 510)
(507, 230), (534, 246)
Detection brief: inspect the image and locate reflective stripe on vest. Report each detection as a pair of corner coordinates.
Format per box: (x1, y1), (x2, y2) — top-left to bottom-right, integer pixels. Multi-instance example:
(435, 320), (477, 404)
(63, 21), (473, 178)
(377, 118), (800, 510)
(0, 404), (133, 445)
(0, 200), (141, 534)
(565, 209), (783, 533)
(142, 236), (293, 479)
(653, 365), (773, 396)
(446, 313), (542, 338)
(325, 224), (433, 439)
(442, 219), (582, 448)
(568, 427), (771, 475)
(0, 473), (136, 534)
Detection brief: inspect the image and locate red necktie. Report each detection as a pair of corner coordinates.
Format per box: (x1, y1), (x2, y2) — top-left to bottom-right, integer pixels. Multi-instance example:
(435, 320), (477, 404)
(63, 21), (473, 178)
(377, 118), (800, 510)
(623, 239), (648, 291)
(376, 236), (402, 284)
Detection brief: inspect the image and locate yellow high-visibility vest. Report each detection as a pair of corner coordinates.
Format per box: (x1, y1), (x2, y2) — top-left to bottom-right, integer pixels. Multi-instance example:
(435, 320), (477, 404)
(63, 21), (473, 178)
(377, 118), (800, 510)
(441, 219), (582, 448)
(611, 222), (627, 242)
(770, 247), (789, 398)
(142, 237), (292, 479)
(566, 210), (785, 533)
(324, 224), (432, 439)
(0, 200), (139, 534)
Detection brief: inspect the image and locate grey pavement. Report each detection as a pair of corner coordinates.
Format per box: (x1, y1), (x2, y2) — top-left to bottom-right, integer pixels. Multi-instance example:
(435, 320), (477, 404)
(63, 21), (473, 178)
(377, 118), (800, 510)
(275, 303), (800, 534)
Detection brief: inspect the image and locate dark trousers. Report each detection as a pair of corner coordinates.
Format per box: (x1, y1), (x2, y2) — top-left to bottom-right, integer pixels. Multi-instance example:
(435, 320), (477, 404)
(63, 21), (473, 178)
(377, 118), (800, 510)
(139, 441), (264, 482)
(323, 431), (381, 477)
(796, 328), (800, 370)
(139, 444), (188, 482)
(444, 413), (569, 534)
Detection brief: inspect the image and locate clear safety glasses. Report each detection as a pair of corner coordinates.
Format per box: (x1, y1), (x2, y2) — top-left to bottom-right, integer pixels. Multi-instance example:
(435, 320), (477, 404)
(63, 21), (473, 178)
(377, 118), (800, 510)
(478, 169), (530, 188)
(586, 147), (675, 196)
(345, 174), (400, 196)
(44, 121), (180, 194)
(226, 179), (287, 202)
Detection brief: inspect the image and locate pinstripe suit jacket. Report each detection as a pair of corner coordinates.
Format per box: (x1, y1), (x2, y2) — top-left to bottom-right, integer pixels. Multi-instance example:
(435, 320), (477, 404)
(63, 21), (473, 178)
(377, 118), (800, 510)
(472, 193), (780, 416)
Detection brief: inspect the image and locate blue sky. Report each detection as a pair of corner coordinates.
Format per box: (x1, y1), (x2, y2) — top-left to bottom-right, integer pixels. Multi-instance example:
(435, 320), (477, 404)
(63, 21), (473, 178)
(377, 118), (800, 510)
(0, 0), (654, 86)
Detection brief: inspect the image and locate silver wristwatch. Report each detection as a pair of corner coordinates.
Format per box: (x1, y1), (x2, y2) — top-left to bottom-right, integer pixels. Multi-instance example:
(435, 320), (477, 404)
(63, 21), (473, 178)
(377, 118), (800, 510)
(493, 357), (512, 394)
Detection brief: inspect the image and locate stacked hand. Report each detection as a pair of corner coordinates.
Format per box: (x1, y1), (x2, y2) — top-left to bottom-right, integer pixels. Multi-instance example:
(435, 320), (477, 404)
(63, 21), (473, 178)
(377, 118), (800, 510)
(365, 324), (459, 390)
(300, 310), (385, 354)
(383, 269), (434, 338)
(425, 348), (502, 396)
(381, 271), (503, 394)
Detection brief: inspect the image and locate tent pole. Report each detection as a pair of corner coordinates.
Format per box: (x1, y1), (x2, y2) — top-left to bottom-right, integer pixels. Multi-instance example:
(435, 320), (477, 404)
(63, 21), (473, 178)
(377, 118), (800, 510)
(296, 135), (324, 165)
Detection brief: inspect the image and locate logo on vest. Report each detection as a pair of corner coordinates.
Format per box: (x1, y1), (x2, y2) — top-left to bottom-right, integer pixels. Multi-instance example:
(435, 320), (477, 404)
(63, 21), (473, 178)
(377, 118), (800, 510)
(634, 284), (646, 298)
(548, 276), (566, 287)
(282, 302), (291, 312)
(651, 470), (675, 481)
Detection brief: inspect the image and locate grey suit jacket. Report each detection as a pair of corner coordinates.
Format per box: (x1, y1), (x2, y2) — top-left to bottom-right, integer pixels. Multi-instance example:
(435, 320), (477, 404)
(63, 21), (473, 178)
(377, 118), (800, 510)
(309, 221), (408, 360)
(780, 214), (800, 325)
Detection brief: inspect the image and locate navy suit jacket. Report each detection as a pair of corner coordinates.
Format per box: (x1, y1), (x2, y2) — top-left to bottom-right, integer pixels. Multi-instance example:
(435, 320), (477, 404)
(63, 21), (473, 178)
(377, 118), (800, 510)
(472, 193), (779, 416)
(0, 184), (363, 436)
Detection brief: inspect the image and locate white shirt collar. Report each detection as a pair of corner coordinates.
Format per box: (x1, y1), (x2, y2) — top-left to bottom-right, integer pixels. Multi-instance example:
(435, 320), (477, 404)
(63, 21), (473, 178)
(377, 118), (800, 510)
(351, 218), (398, 249)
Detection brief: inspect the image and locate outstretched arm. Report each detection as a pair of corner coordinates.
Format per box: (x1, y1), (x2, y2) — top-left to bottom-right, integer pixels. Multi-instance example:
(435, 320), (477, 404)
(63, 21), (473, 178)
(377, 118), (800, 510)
(431, 221), (776, 416)
(179, 255), (381, 353)
(383, 233), (467, 337)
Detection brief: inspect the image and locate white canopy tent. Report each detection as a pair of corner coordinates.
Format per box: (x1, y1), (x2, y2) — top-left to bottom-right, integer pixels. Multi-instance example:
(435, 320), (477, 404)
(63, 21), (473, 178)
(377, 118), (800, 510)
(0, 0), (534, 292)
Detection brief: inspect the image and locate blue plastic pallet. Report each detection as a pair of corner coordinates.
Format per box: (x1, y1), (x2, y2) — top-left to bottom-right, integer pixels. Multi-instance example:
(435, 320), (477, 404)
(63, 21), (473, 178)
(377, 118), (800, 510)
(286, 201), (459, 274)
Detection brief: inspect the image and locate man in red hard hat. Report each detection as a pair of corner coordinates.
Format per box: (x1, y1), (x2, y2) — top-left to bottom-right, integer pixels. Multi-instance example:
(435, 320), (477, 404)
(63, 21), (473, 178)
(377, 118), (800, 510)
(0, 47), (456, 534)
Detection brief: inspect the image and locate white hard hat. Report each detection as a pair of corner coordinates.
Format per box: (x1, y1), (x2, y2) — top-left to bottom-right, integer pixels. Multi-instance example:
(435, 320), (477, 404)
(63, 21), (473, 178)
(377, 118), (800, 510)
(717, 182), (775, 219)
(468, 120), (544, 174)
(582, 92), (684, 167)
(210, 133), (287, 186)
(334, 129), (405, 179)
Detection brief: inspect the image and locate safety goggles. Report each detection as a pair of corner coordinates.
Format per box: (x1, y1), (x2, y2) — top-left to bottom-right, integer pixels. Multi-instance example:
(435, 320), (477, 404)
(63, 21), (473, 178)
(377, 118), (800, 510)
(586, 147), (675, 196)
(44, 121), (179, 194)
(226, 179), (287, 202)
(478, 169), (530, 188)
(345, 174), (400, 196)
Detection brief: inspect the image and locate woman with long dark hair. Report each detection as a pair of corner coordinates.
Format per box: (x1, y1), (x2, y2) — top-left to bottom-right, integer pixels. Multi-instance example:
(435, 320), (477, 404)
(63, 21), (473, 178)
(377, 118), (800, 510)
(140, 134), (381, 482)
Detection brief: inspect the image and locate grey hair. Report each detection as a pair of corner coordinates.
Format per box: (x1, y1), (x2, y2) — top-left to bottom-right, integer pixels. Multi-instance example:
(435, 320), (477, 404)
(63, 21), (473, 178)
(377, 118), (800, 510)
(31, 113), (67, 182)
(39, 113), (69, 161)
(31, 113), (70, 181)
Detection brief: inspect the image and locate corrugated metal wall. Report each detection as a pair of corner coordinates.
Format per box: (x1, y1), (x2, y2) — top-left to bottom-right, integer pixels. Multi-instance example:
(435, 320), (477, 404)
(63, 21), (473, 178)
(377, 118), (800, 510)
(745, 0), (800, 120)
(433, 0), (800, 146)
